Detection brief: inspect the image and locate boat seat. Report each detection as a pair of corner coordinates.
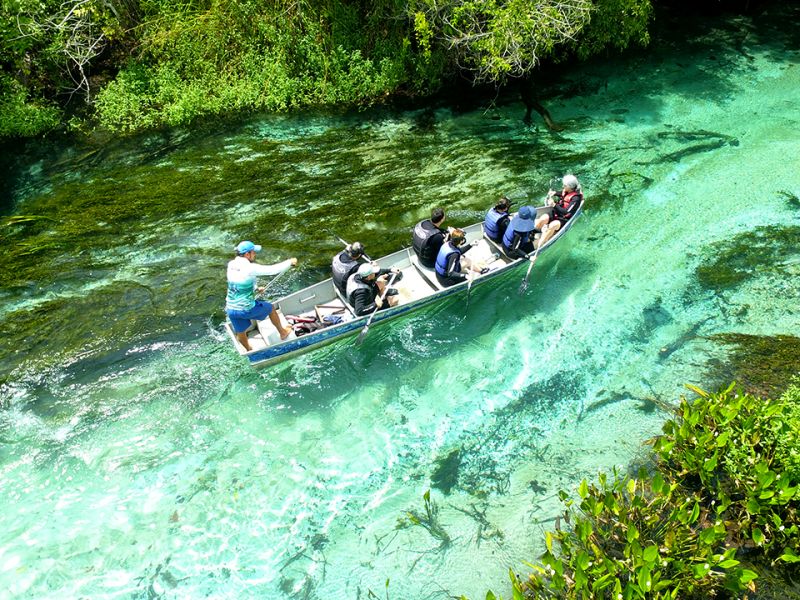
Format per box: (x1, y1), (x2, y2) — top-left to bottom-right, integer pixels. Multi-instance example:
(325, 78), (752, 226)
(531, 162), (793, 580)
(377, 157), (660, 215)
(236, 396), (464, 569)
(333, 285), (359, 316)
(256, 312), (296, 346)
(410, 256), (444, 290)
(483, 234), (505, 255)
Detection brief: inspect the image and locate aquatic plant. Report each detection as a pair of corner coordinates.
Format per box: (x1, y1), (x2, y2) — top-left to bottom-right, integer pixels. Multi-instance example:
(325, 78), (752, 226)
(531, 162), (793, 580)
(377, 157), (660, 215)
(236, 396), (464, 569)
(695, 225), (800, 292)
(707, 333), (800, 398)
(431, 448), (462, 495)
(487, 383), (800, 599)
(402, 489), (452, 548)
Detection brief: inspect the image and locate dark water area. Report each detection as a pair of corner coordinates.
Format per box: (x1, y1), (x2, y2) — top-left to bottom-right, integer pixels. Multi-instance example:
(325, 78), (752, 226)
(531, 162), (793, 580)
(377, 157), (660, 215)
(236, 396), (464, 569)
(1, 3), (799, 598)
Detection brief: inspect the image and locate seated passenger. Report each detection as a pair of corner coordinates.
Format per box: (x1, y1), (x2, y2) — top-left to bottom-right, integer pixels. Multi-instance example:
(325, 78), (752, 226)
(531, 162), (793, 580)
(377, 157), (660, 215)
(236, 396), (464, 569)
(483, 196), (512, 243)
(502, 205), (548, 259)
(332, 241), (365, 297)
(412, 208), (447, 269)
(537, 174), (583, 247)
(434, 228), (479, 288)
(346, 263), (400, 316)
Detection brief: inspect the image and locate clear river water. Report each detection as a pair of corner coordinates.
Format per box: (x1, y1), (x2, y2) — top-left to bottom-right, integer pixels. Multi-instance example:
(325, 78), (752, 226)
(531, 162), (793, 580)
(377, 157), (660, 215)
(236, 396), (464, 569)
(1, 5), (799, 599)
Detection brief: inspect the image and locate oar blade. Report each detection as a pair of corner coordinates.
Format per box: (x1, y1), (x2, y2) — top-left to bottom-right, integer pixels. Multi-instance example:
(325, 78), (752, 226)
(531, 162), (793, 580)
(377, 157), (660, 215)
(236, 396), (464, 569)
(355, 324), (369, 345)
(518, 279), (529, 295)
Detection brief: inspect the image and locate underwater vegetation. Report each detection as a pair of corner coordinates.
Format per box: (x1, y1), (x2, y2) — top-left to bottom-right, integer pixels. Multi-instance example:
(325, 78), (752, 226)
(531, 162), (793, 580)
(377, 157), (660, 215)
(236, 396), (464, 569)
(431, 448), (461, 495)
(778, 189), (800, 210)
(695, 225), (800, 292)
(707, 333), (800, 399)
(433, 371), (585, 498)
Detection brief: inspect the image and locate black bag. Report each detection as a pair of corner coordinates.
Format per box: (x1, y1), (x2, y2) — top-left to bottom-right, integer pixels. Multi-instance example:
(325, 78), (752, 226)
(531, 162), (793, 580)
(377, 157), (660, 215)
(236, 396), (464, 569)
(291, 318), (327, 337)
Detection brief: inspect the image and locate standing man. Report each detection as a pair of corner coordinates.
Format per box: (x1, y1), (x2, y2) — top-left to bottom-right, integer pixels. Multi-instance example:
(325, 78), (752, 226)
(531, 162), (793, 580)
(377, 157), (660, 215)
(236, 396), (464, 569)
(412, 208), (447, 268)
(332, 241), (366, 297)
(226, 240), (298, 351)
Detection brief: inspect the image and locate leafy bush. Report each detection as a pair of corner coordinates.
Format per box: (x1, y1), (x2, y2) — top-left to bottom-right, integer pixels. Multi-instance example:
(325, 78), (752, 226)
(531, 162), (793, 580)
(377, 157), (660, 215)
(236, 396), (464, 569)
(488, 383), (800, 599)
(0, 76), (61, 137)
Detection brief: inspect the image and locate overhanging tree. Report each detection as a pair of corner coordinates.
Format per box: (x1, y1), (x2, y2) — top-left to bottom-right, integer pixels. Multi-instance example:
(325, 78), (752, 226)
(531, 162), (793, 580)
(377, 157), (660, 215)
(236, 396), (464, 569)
(408, 0), (653, 128)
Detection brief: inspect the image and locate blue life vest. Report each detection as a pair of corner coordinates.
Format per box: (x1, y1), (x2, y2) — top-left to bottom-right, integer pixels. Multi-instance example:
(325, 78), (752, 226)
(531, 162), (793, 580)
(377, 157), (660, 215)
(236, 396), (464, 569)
(502, 222), (531, 250)
(435, 242), (461, 277)
(484, 208), (508, 242)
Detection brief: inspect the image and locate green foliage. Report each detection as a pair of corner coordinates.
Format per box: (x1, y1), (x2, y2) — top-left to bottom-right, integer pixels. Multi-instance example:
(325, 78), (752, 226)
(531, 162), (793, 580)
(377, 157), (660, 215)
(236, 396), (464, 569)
(1, 0), (658, 135)
(0, 74), (61, 137)
(408, 0), (653, 83)
(571, 0), (653, 60)
(775, 380), (800, 484)
(500, 383), (800, 599)
(93, 0), (423, 132)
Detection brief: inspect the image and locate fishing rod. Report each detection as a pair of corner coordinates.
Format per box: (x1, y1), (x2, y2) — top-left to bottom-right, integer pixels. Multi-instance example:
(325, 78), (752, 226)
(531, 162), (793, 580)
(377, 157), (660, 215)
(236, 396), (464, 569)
(330, 232), (373, 262)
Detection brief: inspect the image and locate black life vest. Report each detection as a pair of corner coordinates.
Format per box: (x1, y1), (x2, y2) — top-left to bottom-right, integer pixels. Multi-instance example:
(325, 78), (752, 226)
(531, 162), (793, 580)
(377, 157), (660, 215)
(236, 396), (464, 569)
(346, 275), (372, 306)
(412, 220), (444, 267)
(332, 251), (358, 294)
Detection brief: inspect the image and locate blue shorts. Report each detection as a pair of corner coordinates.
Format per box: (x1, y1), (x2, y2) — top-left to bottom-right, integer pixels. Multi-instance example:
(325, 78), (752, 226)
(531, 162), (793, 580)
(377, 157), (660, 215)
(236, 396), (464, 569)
(227, 300), (273, 333)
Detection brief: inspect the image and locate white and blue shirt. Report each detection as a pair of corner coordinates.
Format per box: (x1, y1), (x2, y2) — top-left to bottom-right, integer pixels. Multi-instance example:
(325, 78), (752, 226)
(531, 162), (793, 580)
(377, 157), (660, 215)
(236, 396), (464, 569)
(225, 256), (293, 311)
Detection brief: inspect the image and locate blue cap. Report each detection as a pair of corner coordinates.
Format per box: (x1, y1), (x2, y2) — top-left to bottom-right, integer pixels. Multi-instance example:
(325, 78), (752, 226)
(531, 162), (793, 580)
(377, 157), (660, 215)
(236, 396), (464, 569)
(236, 241), (262, 254)
(509, 205), (537, 233)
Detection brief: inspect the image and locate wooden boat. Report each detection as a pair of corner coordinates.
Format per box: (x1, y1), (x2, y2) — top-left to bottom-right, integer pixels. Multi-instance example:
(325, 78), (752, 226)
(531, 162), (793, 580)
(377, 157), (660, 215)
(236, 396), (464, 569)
(225, 202), (583, 367)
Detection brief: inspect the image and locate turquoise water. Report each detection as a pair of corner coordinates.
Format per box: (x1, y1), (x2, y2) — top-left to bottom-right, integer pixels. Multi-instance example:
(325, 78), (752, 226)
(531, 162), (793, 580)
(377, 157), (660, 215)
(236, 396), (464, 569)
(2, 5), (800, 598)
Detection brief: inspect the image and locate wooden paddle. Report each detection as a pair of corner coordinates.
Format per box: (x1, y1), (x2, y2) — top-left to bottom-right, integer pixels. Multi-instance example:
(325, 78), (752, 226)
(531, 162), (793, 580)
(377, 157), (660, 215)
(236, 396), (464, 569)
(355, 272), (398, 345)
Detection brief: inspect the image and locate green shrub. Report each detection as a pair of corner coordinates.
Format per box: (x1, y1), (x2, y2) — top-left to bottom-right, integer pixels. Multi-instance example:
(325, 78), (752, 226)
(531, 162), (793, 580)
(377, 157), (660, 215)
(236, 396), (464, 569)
(0, 76), (61, 137)
(491, 383), (800, 599)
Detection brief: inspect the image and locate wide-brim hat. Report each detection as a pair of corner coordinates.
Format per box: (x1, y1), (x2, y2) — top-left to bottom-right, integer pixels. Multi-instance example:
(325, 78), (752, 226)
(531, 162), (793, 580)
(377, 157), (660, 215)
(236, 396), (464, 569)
(508, 206), (537, 233)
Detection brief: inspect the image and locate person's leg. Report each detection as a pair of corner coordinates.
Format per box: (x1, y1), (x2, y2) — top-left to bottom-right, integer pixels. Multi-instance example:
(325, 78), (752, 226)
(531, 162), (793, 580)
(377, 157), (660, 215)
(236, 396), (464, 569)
(534, 214), (550, 231)
(460, 256), (480, 272)
(268, 307), (293, 340)
(235, 331), (252, 351)
(228, 311), (254, 351)
(538, 221), (561, 247)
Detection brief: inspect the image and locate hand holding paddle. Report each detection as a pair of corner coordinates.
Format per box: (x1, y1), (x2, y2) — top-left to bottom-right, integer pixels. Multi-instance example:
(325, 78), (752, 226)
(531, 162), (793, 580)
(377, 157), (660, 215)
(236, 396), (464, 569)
(356, 272), (398, 345)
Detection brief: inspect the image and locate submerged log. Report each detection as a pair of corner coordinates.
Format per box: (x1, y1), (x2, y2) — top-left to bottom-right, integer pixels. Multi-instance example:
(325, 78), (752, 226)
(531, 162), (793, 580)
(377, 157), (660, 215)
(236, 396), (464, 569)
(519, 76), (562, 131)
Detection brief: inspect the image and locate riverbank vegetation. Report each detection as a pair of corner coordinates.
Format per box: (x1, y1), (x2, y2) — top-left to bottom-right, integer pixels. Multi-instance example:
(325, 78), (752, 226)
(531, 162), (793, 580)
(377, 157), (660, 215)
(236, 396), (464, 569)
(490, 381), (800, 599)
(3, 0), (654, 137)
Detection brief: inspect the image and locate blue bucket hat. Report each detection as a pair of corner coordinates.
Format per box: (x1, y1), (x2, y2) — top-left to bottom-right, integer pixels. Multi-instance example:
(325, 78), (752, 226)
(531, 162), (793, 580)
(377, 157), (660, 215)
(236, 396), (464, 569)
(236, 241), (262, 255)
(508, 205), (537, 233)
